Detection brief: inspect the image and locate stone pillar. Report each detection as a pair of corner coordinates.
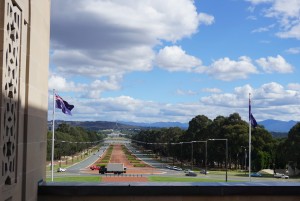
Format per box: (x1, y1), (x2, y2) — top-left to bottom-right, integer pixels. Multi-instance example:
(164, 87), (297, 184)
(0, 0), (50, 200)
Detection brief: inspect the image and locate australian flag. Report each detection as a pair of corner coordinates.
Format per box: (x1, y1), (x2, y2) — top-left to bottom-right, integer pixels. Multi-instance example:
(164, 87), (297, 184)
(249, 98), (257, 127)
(55, 94), (74, 115)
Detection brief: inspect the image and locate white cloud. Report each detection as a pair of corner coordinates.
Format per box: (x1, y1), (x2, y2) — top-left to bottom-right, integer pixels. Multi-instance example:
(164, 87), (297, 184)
(206, 56), (258, 81)
(200, 85), (254, 107)
(157, 52), (292, 81)
(285, 47), (300, 54)
(247, 0), (300, 40)
(198, 13), (215, 25)
(266, 0), (300, 19)
(51, 0), (203, 79)
(287, 83), (300, 91)
(83, 75), (122, 99)
(176, 89), (197, 96)
(202, 88), (222, 93)
(60, 95), (200, 122)
(247, 15), (257, 20)
(256, 55), (293, 73)
(52, 47), (155, 78)
(155, 46), (203, 72)
(48, 75), (81, 92)
(251, 24), (275, 33)
(246, 0), (273, 5)
(48, 75), (122, 99)
(276, 23), (300, 39)
(201, 93), (243, 107)
(49, 82), (300, 122)
(200, 82), (300, 121)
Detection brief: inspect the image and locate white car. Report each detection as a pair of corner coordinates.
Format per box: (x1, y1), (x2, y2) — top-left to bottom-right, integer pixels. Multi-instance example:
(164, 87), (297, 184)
(185, 171), (197, 177)
(57, 167), (66, 172)
(165, 165), (171, 169)
(184, 169), (191, 173)
(274, 173), (289, 179)
(172, 166), (182, 171)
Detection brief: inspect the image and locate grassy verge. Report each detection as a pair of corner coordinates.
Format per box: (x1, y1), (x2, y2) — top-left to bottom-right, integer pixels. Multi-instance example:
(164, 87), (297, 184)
(46, 176), (102, 182)
(148, 176), (236, 182)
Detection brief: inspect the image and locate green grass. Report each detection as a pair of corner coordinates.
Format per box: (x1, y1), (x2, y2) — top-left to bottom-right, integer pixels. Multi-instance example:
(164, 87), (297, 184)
(46, 176), (102, 182)
(133, 164), (146, 167)
(96, 163), (107, 167)
(148, 176), (232, 182)
(129, 160), (141, 163)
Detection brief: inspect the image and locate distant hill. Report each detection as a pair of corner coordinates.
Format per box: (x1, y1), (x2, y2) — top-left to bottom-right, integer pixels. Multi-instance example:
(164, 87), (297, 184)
(259, 119), (298, 133)
(120, 121), (189, 129)
(48, 120), (139, 131)
(48, 119), (298, 134)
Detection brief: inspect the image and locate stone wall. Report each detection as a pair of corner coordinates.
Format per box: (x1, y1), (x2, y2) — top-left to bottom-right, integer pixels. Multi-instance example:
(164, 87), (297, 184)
(0, 0), (50, 200)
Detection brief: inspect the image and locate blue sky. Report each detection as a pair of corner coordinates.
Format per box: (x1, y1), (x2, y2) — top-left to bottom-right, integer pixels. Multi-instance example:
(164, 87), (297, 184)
(49, 0), (300, 123)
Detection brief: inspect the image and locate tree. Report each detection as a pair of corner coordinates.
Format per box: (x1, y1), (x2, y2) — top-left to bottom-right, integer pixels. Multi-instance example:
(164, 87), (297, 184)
(251, 126), (274, 171)
(47, 124), (105, 160)
(285, 123), (300, 169)
(185, 115), (212, 141)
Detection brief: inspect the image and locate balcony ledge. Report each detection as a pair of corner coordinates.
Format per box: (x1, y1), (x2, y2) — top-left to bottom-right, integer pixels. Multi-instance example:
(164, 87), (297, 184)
(38, 182), (300, 196)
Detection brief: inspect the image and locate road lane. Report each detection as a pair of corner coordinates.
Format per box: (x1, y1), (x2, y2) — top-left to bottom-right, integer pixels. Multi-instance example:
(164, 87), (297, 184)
(66, 146), (107, 172)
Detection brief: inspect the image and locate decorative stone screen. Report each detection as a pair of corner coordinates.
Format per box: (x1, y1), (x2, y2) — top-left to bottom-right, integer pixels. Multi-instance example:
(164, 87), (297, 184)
(0, 0), (21, 189)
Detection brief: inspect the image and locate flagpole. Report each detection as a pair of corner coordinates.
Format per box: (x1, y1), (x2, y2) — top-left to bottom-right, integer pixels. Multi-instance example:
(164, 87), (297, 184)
(249, 93), (251, 182)
(51, 89), (55, 181)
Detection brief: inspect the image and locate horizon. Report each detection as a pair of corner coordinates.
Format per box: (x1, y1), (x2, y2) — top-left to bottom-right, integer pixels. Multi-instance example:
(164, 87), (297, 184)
(48, 0), (300, 123)
(49, 118), (299, 124)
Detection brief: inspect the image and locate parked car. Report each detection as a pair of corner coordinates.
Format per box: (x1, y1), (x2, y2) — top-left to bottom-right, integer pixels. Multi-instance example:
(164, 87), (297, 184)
(90, 165), (100, 170)
(184, 169), (191, 173)
(57, 167), (66, 172)
(172, 166), (182, 171)
(200, 169), (209, 174)
(165, 165), (171, 169)
(185, 171), (197, 177)
(274, 173), (289, 179)
(250, 172), (262, 177)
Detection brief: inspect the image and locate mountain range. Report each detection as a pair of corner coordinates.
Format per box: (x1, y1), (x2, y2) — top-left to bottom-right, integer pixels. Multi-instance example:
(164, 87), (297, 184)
(121, 119), (298, 133)
(120, 121), (189, 129)
(49, 119), (298, 133)
(258, 119), (298, 133)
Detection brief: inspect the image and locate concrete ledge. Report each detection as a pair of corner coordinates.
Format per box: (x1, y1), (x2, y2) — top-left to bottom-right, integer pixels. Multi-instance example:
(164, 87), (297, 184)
(38, 182), (300, 196)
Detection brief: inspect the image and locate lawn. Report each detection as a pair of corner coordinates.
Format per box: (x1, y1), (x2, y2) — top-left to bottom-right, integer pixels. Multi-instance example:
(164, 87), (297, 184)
(46, 176), (102, 182)
(148, 176), (230, 182)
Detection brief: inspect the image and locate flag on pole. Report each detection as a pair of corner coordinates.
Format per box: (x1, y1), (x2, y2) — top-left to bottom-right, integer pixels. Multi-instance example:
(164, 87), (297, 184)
(55, 94), (74, 115)
(249, 97), (257, 127)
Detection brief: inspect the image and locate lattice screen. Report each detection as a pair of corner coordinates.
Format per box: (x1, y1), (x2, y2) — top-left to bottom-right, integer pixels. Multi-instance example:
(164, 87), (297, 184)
(1, 0), (21, 187)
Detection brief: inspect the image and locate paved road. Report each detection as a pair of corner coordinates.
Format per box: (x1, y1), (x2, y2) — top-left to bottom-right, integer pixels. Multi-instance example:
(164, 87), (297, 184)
(49, 139), (300, 182)
(67, 146), (108, 172)
(125, 143), (300, 182)
(47, 146), (108, 178)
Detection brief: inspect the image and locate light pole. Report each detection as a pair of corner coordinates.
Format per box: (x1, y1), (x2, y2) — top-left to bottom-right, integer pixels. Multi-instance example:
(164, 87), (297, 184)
(208, 139), (228, 182)
(205, 141), (207, 175)
(191, 141), (194, 170)
(180, 142), (183, 169)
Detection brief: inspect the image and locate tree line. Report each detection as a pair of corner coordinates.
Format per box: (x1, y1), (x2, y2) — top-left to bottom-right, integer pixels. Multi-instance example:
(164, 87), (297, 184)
(131, 113), (300, 172)
(47, 123), (106, 161)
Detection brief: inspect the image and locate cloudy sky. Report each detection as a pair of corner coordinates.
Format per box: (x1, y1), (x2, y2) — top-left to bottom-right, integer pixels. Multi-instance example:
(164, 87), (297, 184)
(49, 0), (300, 123)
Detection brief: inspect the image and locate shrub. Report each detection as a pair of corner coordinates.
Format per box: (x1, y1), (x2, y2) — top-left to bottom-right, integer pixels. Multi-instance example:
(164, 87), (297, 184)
(97, 163), (107, 167)
(129, 160), (140, 164)
(133, 164), (146, 167)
